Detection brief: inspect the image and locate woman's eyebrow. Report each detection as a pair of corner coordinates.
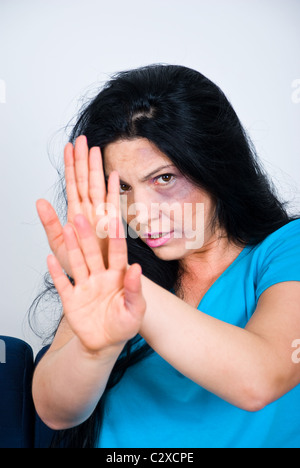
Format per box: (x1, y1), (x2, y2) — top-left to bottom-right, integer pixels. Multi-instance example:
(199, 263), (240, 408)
(140, 164), (175, 182)
(106, 164), (175, 184)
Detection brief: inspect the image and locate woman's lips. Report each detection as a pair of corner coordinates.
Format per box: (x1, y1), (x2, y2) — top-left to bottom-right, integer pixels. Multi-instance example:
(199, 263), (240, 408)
(144, 231), (174, 248)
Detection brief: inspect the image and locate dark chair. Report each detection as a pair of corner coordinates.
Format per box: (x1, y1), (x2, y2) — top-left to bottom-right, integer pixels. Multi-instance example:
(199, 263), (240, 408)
(0, 336), (56, 448)
(34, 345), (57, 448)
(0, 336), (34, 448)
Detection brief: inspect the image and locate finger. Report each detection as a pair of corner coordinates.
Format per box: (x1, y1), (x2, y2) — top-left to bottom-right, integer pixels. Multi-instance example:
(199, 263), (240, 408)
(124, 264), (142, 295)
(36, 199), (65, 253)
(105, 169), (124, 242)
(108, 216), (127, 271)
(64, 142), (81, 212)
(63, 223), (89, 283)
(89, 146), (106, 209)
(73, 214), (105, 273)
(123, 264), (145, 318)
(106, 171), (121, 221)
(74, 135), (89, 202)
(47, 254), (73, 299)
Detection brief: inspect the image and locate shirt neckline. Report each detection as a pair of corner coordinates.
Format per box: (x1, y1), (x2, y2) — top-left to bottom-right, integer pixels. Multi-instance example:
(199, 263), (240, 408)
(196, 244), (252, 309)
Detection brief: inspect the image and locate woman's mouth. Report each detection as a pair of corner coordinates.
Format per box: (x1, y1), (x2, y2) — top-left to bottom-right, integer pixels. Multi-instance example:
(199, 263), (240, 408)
(144, 231), (174, 248)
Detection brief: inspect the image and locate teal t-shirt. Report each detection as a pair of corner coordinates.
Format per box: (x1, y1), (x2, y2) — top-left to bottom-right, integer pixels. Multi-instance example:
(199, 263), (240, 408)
(98, 220), (300, 448)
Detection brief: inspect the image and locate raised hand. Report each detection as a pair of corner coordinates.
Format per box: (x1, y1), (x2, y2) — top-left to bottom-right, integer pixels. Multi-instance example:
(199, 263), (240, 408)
(36, 136), (112, 277)
(47, 212), (146, 354)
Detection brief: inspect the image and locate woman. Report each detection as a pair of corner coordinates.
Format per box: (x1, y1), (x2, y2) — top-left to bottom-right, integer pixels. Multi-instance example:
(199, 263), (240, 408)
(32, 64), (300, 448)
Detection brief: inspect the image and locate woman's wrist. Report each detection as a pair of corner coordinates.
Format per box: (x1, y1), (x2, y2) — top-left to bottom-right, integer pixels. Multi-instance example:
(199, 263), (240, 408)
(74, 335), (126, 363)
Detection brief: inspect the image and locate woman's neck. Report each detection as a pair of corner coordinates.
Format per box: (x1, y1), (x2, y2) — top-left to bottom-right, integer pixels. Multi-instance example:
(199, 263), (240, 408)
(175, 235), (245, 305)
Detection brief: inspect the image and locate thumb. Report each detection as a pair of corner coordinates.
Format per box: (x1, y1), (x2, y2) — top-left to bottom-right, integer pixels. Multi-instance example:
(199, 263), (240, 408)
(36, 199), (64, 249)
(123, 264), (145, 315)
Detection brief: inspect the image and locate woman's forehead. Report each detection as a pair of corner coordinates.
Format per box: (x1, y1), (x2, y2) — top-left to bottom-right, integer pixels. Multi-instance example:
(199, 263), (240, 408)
(103, 138), (172, 175)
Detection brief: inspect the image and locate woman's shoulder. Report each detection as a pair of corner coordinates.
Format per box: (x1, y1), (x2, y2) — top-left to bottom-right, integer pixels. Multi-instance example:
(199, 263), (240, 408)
(271, 218), (300, 235)
(249, 219), (300, 300)
(255, 219), (300, 254)
(244, 218), (300, 277)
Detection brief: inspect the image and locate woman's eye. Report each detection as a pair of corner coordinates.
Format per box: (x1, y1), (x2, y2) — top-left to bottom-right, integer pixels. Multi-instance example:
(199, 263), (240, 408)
(154, 174), (175, 186)
(119, 174), (175, 194)
(120, 183), (131, 194)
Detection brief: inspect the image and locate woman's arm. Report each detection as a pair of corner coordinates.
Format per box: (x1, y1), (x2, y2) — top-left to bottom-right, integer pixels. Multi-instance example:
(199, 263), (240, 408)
(33, 321), (124, 430)
(140, 275), (300, 411)
(34, 139), (147, 429)
(33, 196), (146, 430)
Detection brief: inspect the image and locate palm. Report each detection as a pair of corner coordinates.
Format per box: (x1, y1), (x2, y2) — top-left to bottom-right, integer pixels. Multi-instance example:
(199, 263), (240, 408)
(63, 271), (140, 351)
(47, 214), (145, 353)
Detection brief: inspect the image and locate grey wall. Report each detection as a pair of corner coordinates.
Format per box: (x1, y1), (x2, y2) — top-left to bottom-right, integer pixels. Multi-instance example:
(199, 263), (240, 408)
(0, 0), (299, 351)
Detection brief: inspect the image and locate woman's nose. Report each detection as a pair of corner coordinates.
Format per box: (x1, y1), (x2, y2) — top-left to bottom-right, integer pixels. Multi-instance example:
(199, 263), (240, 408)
(125, 191), (161, 233)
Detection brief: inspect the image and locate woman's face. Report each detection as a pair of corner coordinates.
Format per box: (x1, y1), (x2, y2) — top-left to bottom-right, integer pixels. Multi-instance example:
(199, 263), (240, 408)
(104, 138), (216, 261)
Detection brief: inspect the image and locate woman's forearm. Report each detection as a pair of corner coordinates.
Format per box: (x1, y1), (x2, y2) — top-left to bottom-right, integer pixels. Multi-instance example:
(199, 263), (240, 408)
(139, 274), (276, 412)
(32, 336), (124, 430)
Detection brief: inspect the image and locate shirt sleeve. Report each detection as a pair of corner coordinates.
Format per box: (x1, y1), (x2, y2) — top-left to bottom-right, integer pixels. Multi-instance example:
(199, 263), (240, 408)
(255, 219), (300, 301)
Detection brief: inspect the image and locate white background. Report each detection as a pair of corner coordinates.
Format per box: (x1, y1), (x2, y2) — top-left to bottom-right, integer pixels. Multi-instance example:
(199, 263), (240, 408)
(0, 0), (299, 351)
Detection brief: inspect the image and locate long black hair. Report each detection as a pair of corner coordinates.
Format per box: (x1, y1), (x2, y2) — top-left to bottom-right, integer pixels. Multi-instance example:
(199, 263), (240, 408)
(30, 63), (297, 447)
